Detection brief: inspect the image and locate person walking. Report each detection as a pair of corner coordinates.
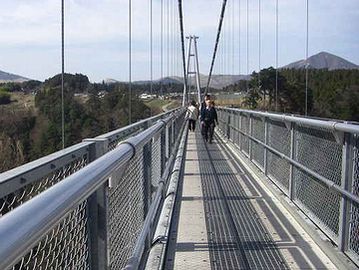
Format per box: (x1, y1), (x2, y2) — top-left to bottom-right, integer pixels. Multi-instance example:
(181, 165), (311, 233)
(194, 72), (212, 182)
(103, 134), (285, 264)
(200, 99), (218, 143)
(185, 100), (199, 132)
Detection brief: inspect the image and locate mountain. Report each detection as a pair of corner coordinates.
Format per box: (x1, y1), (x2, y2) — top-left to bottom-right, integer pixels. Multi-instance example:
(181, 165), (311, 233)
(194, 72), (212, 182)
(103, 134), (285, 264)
(104, 74), (249, 90)
(0, 70), (30, 83)
(282, 52), (359, 70)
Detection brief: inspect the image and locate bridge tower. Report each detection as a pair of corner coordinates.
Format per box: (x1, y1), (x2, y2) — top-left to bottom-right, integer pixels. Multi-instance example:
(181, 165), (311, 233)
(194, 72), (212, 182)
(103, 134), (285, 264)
(183, 35), (201, 106)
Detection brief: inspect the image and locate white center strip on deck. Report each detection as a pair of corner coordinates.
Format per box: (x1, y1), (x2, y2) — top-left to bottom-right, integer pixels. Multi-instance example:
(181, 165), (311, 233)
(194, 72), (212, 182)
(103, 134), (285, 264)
(172, 131), (210, 269)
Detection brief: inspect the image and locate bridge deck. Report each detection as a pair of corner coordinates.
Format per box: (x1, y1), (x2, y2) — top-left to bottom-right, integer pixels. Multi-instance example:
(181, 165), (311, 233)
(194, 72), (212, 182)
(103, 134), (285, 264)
(165, 130), (337, 269)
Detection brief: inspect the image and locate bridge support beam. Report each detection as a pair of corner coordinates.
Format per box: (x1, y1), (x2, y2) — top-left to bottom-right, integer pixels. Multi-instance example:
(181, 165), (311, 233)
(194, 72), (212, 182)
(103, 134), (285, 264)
(84, 138), (110, 270)
(338, 132), (354, 252)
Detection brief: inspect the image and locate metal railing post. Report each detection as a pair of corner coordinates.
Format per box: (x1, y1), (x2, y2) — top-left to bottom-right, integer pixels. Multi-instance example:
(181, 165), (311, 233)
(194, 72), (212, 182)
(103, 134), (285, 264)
(165, 123), (170, 161)
(338, 132), (354, 252)
(288, 123), (296, 199)
(83, 138), (109, 270)
(161, 129), (166, 175)
(239, 112), (242, 151)
(142, 138), (152, 253)
(249, 114), (253, 160)
(227, 111), (231, 139)
(171, 119), (175, 144)
(264, 117), (268, 176)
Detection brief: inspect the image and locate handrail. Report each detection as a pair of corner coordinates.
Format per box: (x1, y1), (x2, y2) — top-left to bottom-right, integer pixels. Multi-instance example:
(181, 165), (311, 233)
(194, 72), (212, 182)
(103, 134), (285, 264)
(218, 107), (359, 134)
(0, 111), (183, 270)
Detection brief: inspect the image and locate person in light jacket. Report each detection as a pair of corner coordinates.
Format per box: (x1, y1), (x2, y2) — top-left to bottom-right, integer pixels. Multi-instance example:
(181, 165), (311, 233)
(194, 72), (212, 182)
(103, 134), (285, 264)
(185, 100), (199, 132)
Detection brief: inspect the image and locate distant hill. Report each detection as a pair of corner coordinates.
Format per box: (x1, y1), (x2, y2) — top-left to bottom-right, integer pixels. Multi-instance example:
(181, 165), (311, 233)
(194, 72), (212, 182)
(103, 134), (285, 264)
(0, 70), (30, 83)
(282, 51), (359, 70)
(105, 74), (250, 90)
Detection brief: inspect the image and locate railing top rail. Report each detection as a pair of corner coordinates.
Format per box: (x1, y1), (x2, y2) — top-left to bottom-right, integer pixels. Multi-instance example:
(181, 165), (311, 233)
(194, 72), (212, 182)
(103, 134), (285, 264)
(0, 110), (184, 270)
(0, 141), (93, 186)
(219, 107), (359, 134)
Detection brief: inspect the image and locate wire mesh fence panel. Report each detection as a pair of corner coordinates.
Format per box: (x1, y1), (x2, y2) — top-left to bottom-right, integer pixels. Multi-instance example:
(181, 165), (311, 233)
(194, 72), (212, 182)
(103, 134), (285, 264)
(108, 148), (145, 269)
(295, 126), (342, 186)
(233, 113), (240, 146)
(293, 126), (342, 239)
(348, 135), (359, 261)
(0, 155), (89, 218)
(8, 201), (90, 270)
(241, 114), (250, 155)
(251, 116), (265, 169)
(294, 167), (340, 240)
(267, 120), (291, 192)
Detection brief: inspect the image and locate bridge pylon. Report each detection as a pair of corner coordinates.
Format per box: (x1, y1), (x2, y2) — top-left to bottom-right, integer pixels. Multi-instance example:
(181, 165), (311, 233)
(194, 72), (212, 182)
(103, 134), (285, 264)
(183, 35), (201, 106)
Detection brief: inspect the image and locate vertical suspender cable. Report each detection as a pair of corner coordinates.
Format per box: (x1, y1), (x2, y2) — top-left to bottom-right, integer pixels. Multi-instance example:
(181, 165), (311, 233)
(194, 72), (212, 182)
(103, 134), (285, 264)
(178, 0), (188, 105)
(167, 0), (170, 78)
(206, 0), (228, 95)
(161, 0), (163, 97)
(128, 0), (132, 124)
(305, 0), (309, 116)
(246, 0), (249, 92)
(238, 0), (241, 76)
(150, 0), (153, 115)
(275, 0), (279, 111)
(232, 0), (235, 76)
(258, 0), (261, 88)
(61, 0), (65, 149)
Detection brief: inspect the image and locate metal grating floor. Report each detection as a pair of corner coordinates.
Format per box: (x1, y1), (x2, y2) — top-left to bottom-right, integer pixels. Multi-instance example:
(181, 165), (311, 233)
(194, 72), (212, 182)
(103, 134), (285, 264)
(165, 130), (338, 270)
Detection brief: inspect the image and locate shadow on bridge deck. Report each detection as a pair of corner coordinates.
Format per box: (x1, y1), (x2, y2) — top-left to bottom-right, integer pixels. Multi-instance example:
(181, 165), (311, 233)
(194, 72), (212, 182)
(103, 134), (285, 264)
(164, 130), (337, 270)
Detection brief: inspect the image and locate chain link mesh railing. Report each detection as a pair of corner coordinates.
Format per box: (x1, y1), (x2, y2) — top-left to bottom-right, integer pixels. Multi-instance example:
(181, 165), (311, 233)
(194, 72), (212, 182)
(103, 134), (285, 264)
(0, 147), (90, 218)
(241, 114), (250, 155)
(216, 107), (359, 265)
(294, 125), (342, 238)
(8, 200), (90, 270)
(251, 116), (265, 169)
(108, 148), (145, 269)
(267, 119), (291, 192)
(349, 135), (359, 261)
(0, 108), (185, 270)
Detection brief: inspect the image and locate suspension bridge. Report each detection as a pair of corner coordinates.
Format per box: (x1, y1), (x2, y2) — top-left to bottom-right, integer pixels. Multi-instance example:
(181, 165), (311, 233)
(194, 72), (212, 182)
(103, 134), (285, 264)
(0, 0), (359, 269)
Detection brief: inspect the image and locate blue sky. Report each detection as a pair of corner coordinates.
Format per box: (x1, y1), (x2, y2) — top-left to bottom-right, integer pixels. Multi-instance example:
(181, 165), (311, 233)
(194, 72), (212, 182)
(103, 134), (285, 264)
(0, 0), (358, 82)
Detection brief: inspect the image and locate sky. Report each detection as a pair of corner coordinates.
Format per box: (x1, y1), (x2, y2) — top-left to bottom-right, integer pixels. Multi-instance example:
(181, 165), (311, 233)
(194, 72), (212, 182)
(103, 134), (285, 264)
(0, 0), (358, 82)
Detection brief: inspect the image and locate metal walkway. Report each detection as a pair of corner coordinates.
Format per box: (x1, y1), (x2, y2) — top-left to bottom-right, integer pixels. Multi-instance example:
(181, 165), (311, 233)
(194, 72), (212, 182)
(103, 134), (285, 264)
(165, 130), (337, 269)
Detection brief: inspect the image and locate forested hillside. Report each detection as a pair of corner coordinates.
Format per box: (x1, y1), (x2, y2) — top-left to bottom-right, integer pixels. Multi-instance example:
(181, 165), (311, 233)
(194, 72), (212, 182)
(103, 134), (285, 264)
(239, 68), (359, 121)
(0, 73), (151, 172)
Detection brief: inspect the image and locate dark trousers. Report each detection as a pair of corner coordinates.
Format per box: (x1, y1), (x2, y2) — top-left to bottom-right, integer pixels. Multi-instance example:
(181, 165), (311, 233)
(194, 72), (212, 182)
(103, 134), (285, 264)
(202, 122), (215, 142)
(188, 119), (196, 131)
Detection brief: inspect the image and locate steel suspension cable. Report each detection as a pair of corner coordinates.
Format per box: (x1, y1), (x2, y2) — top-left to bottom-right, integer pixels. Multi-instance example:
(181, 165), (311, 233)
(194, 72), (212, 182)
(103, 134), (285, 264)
(246, 0), (249, 92)
(275, 0), (279, 111)
(238, 0), (241, 76)
(161, 0), (163, 96)
(178, 0), (188, 104)
(128, 0), (132, 124)
(232, 0), (235, 76)
(167, 0), (170, 78)
(61, 0), (65, 149)
(305, 0), (309, 115)
(258, 0), (261, 90)
(150, 0), (153, 115)
(205, 0), (228, 95)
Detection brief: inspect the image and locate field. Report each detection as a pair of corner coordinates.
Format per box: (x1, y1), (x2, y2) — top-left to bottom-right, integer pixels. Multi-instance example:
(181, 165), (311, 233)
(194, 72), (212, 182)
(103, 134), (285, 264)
(145, 99), (180, 114)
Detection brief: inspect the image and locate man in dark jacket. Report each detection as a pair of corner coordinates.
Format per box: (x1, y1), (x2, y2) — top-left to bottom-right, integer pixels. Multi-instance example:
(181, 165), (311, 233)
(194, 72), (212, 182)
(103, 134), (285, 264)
(200, 99), (218, 143)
